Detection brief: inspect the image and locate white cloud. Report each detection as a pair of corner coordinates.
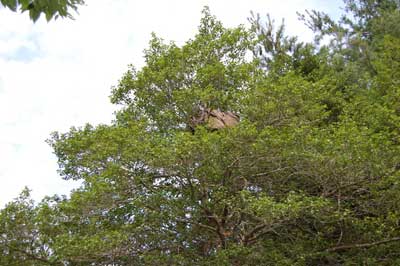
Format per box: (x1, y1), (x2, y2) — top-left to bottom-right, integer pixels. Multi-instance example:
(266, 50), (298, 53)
(0, 0), (342, 206)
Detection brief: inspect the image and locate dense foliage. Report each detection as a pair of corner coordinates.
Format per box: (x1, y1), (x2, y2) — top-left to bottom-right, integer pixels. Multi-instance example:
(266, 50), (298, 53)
(1, 1), (399, 265)
(0, 0), (84, 21)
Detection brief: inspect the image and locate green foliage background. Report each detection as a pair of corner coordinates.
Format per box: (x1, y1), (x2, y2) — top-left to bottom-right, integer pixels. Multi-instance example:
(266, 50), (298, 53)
(1, 1), (400, 265)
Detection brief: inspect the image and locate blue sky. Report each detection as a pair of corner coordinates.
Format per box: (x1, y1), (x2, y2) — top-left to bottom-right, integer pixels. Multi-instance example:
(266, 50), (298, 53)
(0, 0), (342, 206)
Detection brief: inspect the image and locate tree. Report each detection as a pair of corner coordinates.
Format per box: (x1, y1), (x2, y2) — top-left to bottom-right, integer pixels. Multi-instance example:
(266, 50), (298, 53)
(0, 0), (84, 22)
(1, 2), (400, 265)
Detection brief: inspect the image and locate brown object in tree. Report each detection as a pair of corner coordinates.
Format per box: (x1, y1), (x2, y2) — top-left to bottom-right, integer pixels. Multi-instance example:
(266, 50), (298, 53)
(189, 108), (239, 131)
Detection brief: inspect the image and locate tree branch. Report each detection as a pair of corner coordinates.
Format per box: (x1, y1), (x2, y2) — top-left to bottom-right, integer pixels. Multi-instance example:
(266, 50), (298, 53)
(175, 218), (218, 233)
(326, 237), (400, 252)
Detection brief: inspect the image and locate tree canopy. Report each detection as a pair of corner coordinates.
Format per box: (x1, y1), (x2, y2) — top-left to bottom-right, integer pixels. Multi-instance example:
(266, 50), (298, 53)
(1, 1), (400, 265)
(0, 0), (84, 21)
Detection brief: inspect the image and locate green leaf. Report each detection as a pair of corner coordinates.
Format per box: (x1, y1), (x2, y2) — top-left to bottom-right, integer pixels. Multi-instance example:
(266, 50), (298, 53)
(2, 0), (18, 11)
(29, 9), (41, 22)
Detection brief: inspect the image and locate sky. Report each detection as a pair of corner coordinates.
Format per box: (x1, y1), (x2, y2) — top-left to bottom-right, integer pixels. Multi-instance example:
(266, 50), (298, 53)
(0, 0), (342, 206)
